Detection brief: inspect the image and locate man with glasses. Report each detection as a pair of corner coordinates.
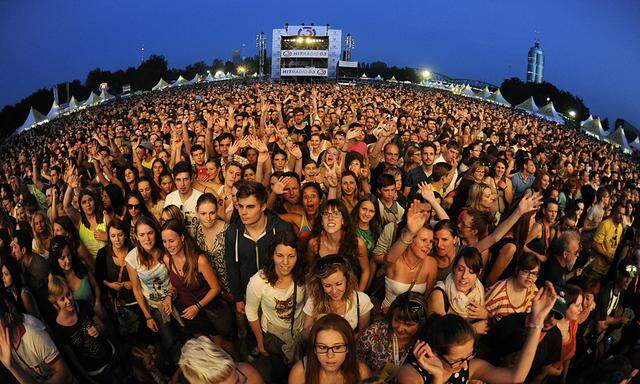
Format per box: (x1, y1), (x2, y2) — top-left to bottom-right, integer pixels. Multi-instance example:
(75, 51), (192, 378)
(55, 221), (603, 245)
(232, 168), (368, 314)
(538, 230), (581, 287)
(370, 142), (400, 192)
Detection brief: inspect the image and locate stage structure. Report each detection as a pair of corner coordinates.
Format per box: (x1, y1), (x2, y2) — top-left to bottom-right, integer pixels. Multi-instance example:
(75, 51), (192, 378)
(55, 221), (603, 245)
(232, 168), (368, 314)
(271, 24), (342, 80)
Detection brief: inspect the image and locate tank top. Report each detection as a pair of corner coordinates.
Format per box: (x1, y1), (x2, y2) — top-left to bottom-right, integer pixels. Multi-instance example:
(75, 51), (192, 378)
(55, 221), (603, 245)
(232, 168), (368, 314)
(382, 277), (427, 309)
(168, 269), (210, 310)
(79, 221), (107, 259)
(299, 214), (312, 240)
(527, 222), (549, 256)
(487, 237), (517, 281)
(73, 277), (94, 304)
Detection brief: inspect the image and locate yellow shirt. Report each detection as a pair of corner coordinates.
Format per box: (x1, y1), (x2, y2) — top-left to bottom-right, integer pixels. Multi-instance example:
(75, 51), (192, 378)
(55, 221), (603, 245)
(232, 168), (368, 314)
(591, 219), (623, 274)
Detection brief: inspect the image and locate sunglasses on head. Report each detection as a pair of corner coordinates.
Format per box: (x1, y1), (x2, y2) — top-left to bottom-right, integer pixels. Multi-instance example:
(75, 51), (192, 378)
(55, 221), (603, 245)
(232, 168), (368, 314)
(316, 255), (346, 272)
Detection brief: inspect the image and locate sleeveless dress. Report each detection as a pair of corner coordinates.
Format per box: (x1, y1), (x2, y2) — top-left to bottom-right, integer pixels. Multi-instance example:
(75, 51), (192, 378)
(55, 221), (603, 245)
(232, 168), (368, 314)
(79, 221), (107, 259)
(382, 277), (427, 309)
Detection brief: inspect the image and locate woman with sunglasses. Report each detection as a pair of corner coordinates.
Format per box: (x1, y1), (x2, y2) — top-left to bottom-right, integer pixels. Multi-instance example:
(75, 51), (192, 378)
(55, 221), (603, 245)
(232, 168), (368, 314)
(303, 255), (373, 338)
(485, 252), (540, 322)
(289, 313), (371, 384)
(306, 199), (370, 290)
(357, 292), (428, 380)
(398, 282), (558, 384)
(124, 191), (153, 240)
(245, 231), (306, 383)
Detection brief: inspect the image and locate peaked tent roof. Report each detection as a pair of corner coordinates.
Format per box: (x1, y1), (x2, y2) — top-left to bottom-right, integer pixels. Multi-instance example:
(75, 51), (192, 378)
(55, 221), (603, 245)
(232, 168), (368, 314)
(580, 115), (594, 127)
(537, 102), (565, 123)
(46, 101), (61, 120)
(189, 74), (200, 84)
(68, 96), (81, 110)
(374, 74), (383, 81)
(172, 75), (189, 87)
(152, 78), (170, 91)
(99, 89), (114, 101)
(205, 73), (215, 82)
(631, 137), (640, 151)
(490, 89), (510, 106)
(479, 86), (491, 99)
(213, 71), (225, 79)
(581, 117), (607, 138)
(360, 73), (369, 79)
(17, 107), (48, 134)
(606, 126), (632, 152)
(388, 76), (398, 83)
(461, 84), (475, 97)
(83, 92), (100, 106)
(251, 72), (258, 77)
(515, 97), (539, 113)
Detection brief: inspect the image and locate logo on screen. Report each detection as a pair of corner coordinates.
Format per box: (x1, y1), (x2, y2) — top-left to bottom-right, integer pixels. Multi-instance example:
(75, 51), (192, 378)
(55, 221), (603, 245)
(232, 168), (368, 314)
(297, 27), (316, 36)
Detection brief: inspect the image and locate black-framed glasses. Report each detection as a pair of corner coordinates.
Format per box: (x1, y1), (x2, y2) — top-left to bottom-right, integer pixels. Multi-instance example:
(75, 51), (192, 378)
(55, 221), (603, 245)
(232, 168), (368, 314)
(315, 344), (348, 354)
(437, 349), (476, 369)
(519, 269), (539, 278)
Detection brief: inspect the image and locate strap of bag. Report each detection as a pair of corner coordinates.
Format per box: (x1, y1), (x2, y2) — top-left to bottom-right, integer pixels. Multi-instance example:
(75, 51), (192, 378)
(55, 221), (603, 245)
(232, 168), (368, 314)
(407, 259), (425, 292)
(114, 256), (127, 310)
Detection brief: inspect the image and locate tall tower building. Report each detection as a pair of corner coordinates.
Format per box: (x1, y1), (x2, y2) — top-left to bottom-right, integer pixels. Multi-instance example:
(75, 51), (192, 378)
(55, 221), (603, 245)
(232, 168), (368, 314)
(527, 40), (544, 83)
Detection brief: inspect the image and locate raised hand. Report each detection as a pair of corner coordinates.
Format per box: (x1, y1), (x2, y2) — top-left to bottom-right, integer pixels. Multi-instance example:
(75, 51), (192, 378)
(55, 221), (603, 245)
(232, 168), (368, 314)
(517, 192), (543, 215)
(324, 164), (339, 188)
(272, 176), (291, 195)
(413, 341), (445, 382)
(406, 200), (429, 235)
(290, 145), (302, 160)
(531, 281), (557, 325)
(418, 182), (437, 203)
(0, 321), (12, 368)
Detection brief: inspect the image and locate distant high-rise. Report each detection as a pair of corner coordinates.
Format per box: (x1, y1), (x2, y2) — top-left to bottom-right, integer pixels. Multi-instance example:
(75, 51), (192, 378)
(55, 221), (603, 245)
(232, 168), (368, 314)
(527, 40), (544, 83)
(231, 49), (241, 65)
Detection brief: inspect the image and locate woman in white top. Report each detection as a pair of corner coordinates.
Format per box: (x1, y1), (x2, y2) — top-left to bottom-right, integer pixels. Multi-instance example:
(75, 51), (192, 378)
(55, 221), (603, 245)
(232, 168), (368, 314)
(382, 196), (444, 312)
(125, 215), (180, 362)
(303, 255), (373, 338)
(246, 231), (306, 383)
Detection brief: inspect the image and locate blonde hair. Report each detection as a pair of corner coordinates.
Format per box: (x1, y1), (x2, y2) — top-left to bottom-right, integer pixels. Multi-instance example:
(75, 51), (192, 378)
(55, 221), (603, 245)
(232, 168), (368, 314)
(178, 336), (235, 383)
(161, 204), (184, 224)
(466, 182), (494, 214)
(48, 275), (68, 306)
(306, 256), (358, 317)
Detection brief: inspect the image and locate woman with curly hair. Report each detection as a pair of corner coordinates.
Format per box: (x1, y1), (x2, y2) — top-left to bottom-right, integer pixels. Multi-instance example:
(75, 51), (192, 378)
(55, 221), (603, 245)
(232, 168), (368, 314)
(305, 199), (370, 290)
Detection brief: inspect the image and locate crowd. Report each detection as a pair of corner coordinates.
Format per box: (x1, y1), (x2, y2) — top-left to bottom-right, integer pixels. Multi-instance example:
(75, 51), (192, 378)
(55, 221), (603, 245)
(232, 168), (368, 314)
(0, 80), (639, 384)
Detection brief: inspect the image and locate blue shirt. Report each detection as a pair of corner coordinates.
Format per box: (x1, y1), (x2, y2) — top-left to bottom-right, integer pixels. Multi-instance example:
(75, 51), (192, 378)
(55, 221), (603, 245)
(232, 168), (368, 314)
(511, 172), (535, 199)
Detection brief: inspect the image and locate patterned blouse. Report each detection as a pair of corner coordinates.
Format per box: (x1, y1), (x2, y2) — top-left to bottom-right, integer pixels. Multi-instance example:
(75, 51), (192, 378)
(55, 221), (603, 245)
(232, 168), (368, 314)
(195, 221), (230, 294)
(357, 321), (412, 375)
(485, 278), (538, 322)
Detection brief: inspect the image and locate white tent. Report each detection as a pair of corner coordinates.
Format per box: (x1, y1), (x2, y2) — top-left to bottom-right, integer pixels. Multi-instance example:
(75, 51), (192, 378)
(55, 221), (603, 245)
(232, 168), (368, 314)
(581, 117), (607, 138)
(580, 115), (594, 127)
(224, 72), (232, 79)
(188, 74), (200, 84)
(537, 102), (565, 124)
(515, 97), (539, 113)
(490, 89), (510, 106)
(360, 73), (369, 80)
(99, 89), (114, 102)
(171, 75), (189, 87)
(68, 96), (81, 110)
(46, 101), (61, 120)
(605, 126), (633, 152)
(152, 78), (170, 91)
(17, 107), (48, 134)
(251, 72), (258, 78)
(83, 92), (101, 107)
(631, 137), (640, 151)
(205, 72), (215, 82)
(461, 84), (475, 97)
(374, 74), (383, 81)
(388, 76), (398, 83)
(479, 86), (492, 99)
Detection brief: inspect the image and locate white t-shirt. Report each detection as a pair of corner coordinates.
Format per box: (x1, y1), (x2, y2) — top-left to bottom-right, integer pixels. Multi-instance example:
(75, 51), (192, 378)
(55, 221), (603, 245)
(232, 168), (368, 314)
(125, 248), (170, 302)
(303, 291), (373, 330)
(245, 270), (305, 332)
(164, 189), (203, 233)
(12, 315), (59, 383)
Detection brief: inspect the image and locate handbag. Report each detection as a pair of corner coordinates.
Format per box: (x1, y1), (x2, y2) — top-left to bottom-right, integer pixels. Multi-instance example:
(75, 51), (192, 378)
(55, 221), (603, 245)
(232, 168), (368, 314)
(114, 259), (140, 335)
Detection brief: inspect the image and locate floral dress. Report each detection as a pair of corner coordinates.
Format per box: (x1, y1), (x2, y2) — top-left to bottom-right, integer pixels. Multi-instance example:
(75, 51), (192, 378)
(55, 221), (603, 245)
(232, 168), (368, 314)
(195, 222), (230, 294)
(357, 321), (412, 380)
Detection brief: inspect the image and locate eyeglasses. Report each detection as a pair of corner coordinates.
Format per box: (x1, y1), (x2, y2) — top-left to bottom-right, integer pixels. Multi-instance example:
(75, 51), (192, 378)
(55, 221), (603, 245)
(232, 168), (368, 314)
(322, 211), (342, 219)
(315, 344), (348, 354)
(128, 203), (141, 210)
(437, 349), (476, 369)
(519, 269), (539, 278)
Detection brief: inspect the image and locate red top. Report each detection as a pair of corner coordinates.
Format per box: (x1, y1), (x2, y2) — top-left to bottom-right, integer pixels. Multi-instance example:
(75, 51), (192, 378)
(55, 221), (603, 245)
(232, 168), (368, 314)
(553, 320), (578, 369)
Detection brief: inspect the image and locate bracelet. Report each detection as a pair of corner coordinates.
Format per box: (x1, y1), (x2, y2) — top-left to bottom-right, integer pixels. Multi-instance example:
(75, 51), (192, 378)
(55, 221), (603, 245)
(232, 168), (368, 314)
(195, 302), (202, 310)
(528, 323), (543, 330)
(400, 230), (415, 246)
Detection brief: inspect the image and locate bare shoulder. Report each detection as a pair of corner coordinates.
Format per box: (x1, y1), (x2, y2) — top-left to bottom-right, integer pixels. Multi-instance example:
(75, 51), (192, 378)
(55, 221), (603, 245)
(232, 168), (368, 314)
(288, 360), (305, 384)
(237, 362), (265, 384)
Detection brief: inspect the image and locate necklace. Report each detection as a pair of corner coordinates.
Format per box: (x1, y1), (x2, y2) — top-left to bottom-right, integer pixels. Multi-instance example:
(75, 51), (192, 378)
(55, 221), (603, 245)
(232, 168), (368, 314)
(402, 253), (419, 271)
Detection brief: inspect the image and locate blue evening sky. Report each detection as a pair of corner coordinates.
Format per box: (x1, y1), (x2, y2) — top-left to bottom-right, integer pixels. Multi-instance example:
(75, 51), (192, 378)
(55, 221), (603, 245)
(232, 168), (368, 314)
(1, 0), (639, 126)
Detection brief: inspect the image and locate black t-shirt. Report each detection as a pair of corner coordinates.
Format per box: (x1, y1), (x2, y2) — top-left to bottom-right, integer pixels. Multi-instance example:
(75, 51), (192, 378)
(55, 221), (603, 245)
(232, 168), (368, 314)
(53, 301), (112, 372)
(538, 255), (567, 288)
(480, 313), (562, 380)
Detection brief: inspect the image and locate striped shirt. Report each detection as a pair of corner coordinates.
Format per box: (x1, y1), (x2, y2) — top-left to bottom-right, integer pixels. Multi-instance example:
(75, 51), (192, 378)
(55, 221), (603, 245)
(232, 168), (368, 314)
(485, 279), (538, 322)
